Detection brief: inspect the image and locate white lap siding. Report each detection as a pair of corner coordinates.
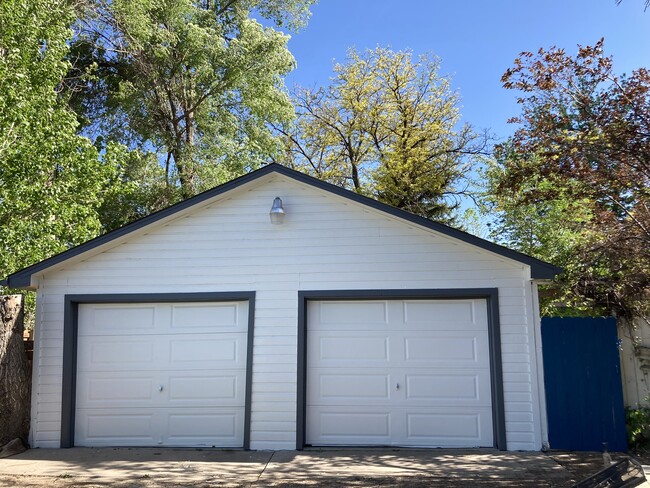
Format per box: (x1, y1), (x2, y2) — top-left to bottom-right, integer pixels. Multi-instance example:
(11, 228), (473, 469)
(30, 174), (542, 450)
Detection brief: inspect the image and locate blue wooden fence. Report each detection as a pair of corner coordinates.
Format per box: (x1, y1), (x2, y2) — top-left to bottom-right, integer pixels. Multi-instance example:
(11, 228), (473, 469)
(541, 317), (627, 452)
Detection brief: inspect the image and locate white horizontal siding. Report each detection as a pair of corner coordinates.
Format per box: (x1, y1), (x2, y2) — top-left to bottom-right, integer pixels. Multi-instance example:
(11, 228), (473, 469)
(31, 174), (541, 450)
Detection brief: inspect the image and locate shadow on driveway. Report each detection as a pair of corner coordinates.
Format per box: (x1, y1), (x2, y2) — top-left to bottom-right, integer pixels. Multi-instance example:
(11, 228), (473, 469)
(0, 447), (582, 487)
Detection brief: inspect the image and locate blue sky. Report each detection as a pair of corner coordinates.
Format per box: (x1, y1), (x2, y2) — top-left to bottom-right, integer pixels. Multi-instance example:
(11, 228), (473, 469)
(284, 0), (649, 142)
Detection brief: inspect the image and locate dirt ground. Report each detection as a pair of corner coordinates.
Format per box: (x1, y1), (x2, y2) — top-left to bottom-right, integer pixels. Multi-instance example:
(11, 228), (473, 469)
(0, 450), (643, 487)
(547, 450), (632, 484)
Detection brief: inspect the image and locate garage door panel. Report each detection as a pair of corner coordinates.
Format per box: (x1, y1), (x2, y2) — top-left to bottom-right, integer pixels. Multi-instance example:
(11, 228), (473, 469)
(79, 305), (157, 335)
(402, 332), (490, 367)
(80, 376), (155, 403)
(308, 369), (491, 407)
(308, 373), (391, 403)
(78, 339), (155, 370)
(318, 301), (388, 327)
(404, 371), (492, 405)
(79, 302), (247, 336)
(171, 303), (244, 332)
(169, 333), (246, 368)
(307, 299), (493, 448)
(306, 408), (391, 445)
(78, 333), (247, 372)
(76, 371), (157, 405)
(75, 411), (157, 446)
(310, 333), (389, 363)
(76, 301), (248, 447)
(403, 300), (486, 330)
(404, 407), (493, 447)
(310, 330), (490, 369)
(76, 408), (243, 447)
(166, 410), (243, 446)
(77, 371), (246, 408)
(168, 373), (244, 403)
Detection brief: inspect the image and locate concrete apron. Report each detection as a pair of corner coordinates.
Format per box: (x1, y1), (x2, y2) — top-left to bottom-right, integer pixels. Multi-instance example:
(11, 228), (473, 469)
(0, 448), (571, 484)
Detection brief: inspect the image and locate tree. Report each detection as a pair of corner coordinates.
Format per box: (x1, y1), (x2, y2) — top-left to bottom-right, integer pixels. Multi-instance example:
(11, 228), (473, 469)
(0, 0), (118, 297)
(97, 145), (173, 231)
(69, 0), (314, 200)
(481, 153), (601, 316)
(276, 47), (487, 223)
(0, 295), (29, 452)
(490, 40), (650, 319)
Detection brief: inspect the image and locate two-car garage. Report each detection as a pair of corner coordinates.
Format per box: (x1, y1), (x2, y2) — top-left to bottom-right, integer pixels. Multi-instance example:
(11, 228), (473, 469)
(6, 165), (556, 451)
(67, 294), (500, 450)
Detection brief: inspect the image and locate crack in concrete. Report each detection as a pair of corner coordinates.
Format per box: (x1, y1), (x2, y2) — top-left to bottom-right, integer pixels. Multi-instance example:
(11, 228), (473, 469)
(257, 451), (276, 482)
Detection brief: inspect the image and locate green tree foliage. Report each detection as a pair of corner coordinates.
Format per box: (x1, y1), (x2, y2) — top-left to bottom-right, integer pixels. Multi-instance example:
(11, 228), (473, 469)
(97, 146), (173, 231)
(0, 0), (116, 284)
(487, 40), (650, 319)
(69, 0), (314, 200)
(483, 155), (587, 263)
(482, 154), (600, 315)
(276, 48), (487, 223)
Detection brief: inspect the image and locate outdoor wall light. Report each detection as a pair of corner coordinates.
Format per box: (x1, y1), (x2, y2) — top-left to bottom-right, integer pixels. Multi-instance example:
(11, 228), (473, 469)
(269, 197), (285, 225)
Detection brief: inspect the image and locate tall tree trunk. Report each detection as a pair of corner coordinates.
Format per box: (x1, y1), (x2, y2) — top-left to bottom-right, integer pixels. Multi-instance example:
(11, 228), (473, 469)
(0, 295), (30, 447)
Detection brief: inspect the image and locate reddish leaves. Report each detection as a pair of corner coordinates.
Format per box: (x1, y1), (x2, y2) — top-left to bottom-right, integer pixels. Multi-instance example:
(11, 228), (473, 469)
(497, 40), (650, 318)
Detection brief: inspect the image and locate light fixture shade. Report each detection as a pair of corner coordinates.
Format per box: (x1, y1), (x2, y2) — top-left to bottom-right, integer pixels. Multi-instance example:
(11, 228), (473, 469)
(269, 197), (285, 224)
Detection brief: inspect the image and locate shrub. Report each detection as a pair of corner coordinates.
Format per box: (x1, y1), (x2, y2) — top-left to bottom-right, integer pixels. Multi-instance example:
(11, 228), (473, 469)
(626, 407), (650, 450)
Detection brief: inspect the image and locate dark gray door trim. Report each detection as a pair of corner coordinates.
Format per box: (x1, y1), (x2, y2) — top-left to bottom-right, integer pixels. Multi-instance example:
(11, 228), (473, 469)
(296, 288), (507, 450)
(61, 292), (256, 449)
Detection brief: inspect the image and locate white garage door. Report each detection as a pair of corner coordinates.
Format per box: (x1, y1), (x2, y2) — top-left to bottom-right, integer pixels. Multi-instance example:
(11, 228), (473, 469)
(75, 301), (248, 447)
(307, 299), (494, 447)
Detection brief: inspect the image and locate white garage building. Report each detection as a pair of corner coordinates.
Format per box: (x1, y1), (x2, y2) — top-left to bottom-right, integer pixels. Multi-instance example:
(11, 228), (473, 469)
(3, 164), (560, 451)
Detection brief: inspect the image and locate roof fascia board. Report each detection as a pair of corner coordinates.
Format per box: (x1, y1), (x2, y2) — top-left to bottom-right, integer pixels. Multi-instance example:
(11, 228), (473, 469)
(5, 165), (278, 288)
(271, 165), (561, 279)
(5, 163), (561, 288)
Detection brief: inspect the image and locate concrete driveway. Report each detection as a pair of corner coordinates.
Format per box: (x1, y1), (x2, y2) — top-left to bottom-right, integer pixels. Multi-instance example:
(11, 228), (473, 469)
(0, 447), (583, 487)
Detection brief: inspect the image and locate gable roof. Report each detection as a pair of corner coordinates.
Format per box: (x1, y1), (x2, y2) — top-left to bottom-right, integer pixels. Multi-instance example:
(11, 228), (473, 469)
(2, 163), (561, 288)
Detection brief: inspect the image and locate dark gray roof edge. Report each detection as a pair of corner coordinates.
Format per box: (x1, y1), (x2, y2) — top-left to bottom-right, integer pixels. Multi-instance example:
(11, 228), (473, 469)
(4, 163), (561, 288)
(269, 165), (562, 280)
(5, 164), (279, 288)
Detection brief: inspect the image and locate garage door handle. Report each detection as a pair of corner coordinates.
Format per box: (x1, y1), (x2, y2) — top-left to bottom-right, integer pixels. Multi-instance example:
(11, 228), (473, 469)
(158, 385), (164, 392)
(396, 383), (400, 390)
